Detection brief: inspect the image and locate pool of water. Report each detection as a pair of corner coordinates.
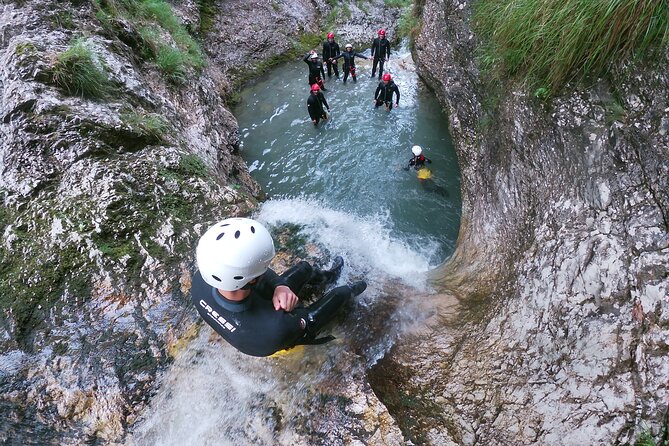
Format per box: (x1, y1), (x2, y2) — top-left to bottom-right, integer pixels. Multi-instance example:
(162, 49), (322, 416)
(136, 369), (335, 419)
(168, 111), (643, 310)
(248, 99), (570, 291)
(234, 44), (461, 266)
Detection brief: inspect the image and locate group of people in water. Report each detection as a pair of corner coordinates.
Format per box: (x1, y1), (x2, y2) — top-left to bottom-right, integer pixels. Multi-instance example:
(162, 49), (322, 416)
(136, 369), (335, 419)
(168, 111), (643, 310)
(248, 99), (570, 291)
(305, 30), (401, 126)
(191, 29), (438, 358)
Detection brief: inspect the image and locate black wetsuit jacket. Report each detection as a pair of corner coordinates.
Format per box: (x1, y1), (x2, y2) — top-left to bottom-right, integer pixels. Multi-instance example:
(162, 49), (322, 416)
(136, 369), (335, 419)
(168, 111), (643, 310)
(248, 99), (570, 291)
(409, 153), (431, 168)
(303, 53), (325, 79)
(322, 41), (340, 60)
(374, 80), (400, 104)
(371, 37), (391, 60)
(307, 91), (329, 120)
(191, 269), (305, 357)
(333, 51), (367, 69)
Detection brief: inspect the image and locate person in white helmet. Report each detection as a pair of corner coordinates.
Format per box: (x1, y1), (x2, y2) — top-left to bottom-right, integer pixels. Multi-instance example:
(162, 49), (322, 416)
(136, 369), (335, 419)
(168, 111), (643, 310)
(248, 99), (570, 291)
(333, 43), (368, 83)
(303, 50), (327, 90)
(407, 145), (432, 169)
(191, 217), (367, 357)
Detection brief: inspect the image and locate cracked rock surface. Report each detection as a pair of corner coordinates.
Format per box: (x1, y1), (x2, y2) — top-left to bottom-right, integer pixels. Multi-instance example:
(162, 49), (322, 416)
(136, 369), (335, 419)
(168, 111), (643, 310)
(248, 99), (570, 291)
(370, 0), (668, 444)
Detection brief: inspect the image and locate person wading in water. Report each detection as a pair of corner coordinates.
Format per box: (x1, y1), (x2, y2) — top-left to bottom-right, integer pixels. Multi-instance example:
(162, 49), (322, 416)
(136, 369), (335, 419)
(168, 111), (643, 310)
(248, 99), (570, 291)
(333, 43), (368, 83)
(306, 83), (330, 126)
(373, 73), (400, 111)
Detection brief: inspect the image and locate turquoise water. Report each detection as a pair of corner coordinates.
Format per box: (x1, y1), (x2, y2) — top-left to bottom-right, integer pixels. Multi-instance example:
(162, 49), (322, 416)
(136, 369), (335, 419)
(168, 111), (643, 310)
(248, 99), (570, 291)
(234, 46), (461, 266)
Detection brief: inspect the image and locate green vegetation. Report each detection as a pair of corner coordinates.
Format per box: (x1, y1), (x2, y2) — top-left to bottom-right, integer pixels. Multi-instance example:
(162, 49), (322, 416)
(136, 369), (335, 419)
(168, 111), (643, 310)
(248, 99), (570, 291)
(94, 0), (205, 83)
(385, 0), (411, 7)
(120, 109), (171, 143)
(474, 0), (669, 95)
(397, 3), (420, 42)
(634, 426), (669, 446)
(50, 38), (114, 99)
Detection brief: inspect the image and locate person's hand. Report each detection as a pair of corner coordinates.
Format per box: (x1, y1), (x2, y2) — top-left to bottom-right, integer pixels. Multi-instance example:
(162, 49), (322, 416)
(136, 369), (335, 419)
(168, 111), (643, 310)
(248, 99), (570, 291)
(272, 285), (299, 311)
(310, 49), (316, 54)
(312, 119), (317, 124)
(395, 103), (399, 108)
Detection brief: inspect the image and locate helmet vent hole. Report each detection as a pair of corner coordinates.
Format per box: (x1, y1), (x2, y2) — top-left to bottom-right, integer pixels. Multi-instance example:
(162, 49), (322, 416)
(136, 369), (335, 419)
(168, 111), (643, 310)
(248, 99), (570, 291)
(250, 226), (256, 233)
(216, 232), (225, 240)
(212, 275), (221, 282)
(233, 275), (244, 280)
(219, 223), (230, 227)
(234, 230), (241, 239)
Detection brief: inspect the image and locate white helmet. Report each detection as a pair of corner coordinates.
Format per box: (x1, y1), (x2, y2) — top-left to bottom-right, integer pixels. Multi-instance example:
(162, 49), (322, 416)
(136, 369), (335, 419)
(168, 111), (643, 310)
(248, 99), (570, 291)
(411, 145), (422, 156)
(345, 43), (352, 49)
(196, 218), (275, 291)
(310, 53), (318, 59)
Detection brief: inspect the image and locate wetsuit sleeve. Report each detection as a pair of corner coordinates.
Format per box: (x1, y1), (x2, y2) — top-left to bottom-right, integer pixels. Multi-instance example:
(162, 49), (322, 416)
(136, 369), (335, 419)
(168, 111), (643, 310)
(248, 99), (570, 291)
(387, 42), (391, 58)
(256, 268), (289, 300)
(320, 92), (329, 110)
(371, 39), (376, 57)
(335, 43), (340, 56)
(322, 43), (328, 57)
(333, 53), (343, 61)
(355, 52), (368, 60)
(374, 84), (381, 100)
(303, 53), (310, 63)
(394, 85), (400, 103)
(320, 63), (325, 78)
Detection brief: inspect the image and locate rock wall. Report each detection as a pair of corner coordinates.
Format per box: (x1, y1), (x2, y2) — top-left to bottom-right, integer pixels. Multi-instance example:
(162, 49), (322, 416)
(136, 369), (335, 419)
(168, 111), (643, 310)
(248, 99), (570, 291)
(376, 0), (669, 444)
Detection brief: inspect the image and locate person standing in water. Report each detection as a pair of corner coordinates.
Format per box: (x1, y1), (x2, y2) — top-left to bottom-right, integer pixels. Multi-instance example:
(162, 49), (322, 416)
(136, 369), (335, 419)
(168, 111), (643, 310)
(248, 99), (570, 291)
(322, 32), (341, 79)
(192, 217), (367, 357)
(373, 73), (400, 111)
(407, 145), (432, 169)
(333, 43), (368, 83)
(371, 29), (391, 80)
(303, 50), (326, 90)
(307, 83), (330, 126)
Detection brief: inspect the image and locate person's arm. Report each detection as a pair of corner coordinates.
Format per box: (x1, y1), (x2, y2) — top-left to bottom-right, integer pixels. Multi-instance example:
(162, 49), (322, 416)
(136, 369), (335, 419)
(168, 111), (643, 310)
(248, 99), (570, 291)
(307, 98), (316, 118)
(355, 52), (368, 60)
(395, 85), (400, 105)
(335, 43), (340, 57)
(261, 268), (289, 290)
(320, 63), (325, 78)
(371, 38), (376, 58)
(387, 41), (391, 59)
(374, 84), (381, 100)
(333, 53), (343, 61)
(322, 43), (328, 58)
(320, 93), (330, 110)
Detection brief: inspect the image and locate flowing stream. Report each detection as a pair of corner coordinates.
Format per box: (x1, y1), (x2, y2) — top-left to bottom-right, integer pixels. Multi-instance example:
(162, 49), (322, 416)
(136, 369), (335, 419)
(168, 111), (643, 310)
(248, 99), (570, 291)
(127, 43), (460, 445)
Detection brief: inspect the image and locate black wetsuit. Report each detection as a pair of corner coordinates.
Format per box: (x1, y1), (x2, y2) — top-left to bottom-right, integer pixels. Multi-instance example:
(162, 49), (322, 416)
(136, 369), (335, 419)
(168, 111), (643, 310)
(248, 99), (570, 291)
(333, 50), (368, 83)
(303, 53), (326, 89)
(322, 40), (340, 78)
(371, 37), (391, 79)
(374, 80), (400, 110)
(307, 91), (330, 125)
(191, 262), (356, 357)
(408, 153), (432, 169)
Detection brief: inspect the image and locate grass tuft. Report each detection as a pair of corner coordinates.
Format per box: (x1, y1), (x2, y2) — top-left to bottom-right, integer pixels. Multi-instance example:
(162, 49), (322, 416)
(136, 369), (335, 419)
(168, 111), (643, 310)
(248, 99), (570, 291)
(474, 0), (669, 93)
(95, 0), (205, 84)
(51, 38), (114, 99)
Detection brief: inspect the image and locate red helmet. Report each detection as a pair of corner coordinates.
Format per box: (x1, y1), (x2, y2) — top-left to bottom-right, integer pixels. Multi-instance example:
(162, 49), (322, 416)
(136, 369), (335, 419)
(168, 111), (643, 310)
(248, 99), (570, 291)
(311, 84), (320, 92)
(378, 29), (386, 36)
(327, 32), (334, 39)
(383, 73), (391, 81)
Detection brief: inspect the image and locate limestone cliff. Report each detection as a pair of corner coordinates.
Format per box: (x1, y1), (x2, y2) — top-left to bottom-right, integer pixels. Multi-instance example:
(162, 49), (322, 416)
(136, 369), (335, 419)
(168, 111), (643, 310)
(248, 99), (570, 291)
(371, 0), (668, 444)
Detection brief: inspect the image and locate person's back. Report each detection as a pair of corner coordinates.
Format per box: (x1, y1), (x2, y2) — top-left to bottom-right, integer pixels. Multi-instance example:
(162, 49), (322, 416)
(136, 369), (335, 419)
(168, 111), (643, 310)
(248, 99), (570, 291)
(192, 217), (366, 357)
(192, 270), (304, 357)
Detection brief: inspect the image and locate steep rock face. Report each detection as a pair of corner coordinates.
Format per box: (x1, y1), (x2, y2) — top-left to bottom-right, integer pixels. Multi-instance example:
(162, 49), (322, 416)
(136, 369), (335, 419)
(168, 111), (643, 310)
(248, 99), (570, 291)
(0, 0), (256, 442)
(375, 0), (669, 444)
